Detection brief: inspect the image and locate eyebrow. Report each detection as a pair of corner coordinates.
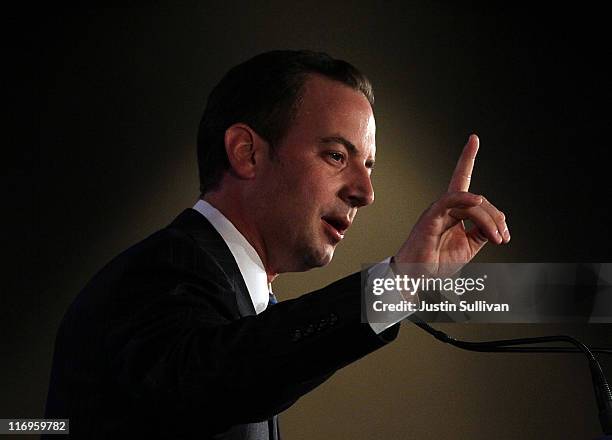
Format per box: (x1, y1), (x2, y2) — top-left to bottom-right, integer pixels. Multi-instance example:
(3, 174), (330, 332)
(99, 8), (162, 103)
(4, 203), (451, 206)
(318, 135), (376, 168)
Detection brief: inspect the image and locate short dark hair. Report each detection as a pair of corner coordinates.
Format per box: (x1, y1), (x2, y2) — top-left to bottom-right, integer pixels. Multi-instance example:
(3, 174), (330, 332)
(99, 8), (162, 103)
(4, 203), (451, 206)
(196, 50), (374, 194)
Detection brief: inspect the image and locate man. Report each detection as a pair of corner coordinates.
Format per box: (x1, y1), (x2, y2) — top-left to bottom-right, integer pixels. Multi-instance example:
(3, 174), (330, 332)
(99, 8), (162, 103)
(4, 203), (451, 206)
(44, 50), (509, 438)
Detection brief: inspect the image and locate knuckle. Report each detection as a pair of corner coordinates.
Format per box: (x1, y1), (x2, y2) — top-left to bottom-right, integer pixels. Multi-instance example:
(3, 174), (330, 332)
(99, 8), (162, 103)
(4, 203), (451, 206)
(436, 192), (451, 205)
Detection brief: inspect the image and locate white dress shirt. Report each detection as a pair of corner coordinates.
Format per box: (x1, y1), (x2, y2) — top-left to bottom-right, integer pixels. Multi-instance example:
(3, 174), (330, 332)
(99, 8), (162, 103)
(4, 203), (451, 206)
(193, 200), (271, 314)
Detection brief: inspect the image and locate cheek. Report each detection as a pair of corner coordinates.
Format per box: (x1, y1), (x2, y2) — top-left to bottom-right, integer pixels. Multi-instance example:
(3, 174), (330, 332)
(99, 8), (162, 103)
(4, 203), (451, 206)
(272, 161), (337, 219)
(294, 179), (330, 213)
(274, 166), (311, 200)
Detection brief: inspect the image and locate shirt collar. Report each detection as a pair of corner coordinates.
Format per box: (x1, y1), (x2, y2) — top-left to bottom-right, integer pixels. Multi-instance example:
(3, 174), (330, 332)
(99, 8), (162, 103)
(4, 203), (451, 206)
(192, 199), (271, 314)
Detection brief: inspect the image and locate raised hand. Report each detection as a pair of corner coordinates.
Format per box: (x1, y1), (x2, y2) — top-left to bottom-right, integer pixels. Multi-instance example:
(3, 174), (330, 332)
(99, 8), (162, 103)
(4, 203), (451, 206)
(394, 134), (509, 275)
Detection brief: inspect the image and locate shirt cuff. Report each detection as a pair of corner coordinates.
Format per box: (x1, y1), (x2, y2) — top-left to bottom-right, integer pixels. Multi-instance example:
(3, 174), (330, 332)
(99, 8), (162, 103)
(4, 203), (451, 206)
(365, 257), (419, 334)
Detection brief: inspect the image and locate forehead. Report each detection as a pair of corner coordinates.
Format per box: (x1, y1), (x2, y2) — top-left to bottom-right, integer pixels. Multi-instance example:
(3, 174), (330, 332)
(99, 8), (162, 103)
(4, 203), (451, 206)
(286, 74), (376, 157)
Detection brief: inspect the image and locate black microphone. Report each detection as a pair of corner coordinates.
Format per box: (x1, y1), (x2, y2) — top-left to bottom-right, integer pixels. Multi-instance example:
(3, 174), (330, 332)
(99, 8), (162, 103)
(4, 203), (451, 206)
(407, 314), (612, 436)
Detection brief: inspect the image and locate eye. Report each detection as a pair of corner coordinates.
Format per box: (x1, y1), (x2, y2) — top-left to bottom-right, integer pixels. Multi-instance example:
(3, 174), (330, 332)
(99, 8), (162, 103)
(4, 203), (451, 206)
(327, 151), (345, 163)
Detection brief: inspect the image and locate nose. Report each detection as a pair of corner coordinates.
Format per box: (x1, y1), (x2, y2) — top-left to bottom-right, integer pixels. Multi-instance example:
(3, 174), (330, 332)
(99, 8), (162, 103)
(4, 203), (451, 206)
(339, 165), (375, 208)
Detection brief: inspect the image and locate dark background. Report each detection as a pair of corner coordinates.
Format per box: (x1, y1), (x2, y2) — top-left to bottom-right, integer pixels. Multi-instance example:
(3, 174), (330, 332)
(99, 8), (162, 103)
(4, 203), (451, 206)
(9, 2), (611, 438)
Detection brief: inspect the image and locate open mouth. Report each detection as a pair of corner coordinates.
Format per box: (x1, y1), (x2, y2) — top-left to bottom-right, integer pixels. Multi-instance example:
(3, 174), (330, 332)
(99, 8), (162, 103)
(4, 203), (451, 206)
(321, 215), (350, 241)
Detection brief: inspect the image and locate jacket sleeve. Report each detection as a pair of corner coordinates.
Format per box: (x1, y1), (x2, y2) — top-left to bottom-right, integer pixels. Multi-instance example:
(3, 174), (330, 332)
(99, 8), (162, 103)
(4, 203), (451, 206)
(104, 234), (400, 432)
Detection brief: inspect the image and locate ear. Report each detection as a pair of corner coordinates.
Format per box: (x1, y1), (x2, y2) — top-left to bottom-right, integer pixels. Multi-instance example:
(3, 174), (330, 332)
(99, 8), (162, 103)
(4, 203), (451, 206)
(223, 123), (268, 180)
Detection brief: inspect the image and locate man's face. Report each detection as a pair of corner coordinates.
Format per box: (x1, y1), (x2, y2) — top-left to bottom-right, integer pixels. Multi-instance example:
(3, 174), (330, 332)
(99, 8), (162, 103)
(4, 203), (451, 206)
(252, 74), (376, 274)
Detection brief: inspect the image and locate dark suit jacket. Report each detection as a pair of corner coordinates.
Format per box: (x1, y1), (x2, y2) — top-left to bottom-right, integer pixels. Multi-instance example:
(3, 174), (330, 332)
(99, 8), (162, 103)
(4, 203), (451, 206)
(44, 208), (400, 439)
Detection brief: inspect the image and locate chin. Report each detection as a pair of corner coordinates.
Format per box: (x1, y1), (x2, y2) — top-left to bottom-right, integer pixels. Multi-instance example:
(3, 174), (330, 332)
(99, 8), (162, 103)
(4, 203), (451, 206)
(302, 244), (335, 269)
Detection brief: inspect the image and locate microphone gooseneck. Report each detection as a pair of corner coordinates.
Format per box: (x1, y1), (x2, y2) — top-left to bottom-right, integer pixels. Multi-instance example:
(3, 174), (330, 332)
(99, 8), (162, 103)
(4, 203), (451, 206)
(408, 315), (612, 435)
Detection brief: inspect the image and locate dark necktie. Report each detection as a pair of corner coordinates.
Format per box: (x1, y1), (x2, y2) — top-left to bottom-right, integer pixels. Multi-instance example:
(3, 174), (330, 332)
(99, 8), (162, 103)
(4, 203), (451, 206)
(268, 292), (278, 306)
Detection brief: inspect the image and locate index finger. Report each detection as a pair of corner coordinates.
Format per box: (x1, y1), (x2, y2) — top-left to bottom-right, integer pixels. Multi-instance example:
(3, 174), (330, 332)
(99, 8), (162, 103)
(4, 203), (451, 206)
(447, 134), (479, 192)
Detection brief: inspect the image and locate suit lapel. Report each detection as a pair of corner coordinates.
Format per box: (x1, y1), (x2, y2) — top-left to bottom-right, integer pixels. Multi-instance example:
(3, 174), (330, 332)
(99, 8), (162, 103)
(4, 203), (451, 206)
(169, 209), (275, 440)
(168, 209), (257, 317)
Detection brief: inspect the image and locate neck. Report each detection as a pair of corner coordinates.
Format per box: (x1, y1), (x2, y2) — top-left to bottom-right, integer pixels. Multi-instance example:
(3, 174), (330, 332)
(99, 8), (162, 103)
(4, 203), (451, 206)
(201, 192), (278, 283)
